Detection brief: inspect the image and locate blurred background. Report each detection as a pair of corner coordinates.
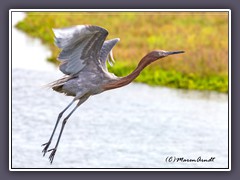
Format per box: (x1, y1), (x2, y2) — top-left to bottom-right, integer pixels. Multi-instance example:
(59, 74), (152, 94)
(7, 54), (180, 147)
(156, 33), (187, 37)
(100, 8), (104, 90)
(11, 11), (229, 169)
(16, 11), (229, 92)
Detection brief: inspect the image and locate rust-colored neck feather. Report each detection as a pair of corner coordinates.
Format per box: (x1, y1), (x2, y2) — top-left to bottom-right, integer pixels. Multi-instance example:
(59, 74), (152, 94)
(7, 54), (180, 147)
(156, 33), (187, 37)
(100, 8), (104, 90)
(103, 54), (153, 91)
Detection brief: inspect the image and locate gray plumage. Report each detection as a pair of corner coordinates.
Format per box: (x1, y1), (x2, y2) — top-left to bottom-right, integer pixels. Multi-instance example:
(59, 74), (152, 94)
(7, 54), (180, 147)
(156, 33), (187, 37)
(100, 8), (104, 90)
(42, 24), (184, 164)
(50, 25), (119, 98)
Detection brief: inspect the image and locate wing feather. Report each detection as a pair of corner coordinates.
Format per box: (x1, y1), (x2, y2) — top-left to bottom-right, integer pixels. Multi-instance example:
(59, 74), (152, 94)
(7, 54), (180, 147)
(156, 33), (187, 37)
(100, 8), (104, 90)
(99, 38), (120, 71)
(53, 25), (108, 75)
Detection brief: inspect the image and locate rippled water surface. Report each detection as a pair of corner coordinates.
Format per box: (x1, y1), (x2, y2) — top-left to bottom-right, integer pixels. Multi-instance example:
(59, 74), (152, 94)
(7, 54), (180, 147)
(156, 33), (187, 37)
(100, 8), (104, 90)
(12, 68), (229, 168)
(11, 12), (229, 169)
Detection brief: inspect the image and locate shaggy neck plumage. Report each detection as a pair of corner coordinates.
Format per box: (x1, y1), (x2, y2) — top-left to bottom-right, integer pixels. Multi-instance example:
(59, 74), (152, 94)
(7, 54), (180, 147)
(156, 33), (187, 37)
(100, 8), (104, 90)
(103, 55), (153, 90)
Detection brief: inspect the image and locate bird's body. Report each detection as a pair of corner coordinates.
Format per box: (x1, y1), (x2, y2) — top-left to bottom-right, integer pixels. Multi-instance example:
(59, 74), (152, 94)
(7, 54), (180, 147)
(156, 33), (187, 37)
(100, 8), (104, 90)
(42, 24), (184, 164)
(51, 66), (117, 97)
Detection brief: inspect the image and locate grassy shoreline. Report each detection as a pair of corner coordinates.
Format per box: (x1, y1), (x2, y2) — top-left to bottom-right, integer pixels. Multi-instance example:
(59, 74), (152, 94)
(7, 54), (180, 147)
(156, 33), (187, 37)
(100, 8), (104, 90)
(16, 12), (229, 93)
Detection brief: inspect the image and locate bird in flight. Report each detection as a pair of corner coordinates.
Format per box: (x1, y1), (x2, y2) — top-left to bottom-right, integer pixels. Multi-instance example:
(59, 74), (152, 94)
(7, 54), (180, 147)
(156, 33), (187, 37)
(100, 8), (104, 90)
(42, 25), (184, 163)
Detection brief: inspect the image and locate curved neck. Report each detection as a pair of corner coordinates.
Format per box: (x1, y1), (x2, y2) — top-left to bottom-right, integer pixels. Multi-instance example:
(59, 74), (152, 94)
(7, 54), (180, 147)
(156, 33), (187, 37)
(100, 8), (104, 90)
(103, 55), (152, 90)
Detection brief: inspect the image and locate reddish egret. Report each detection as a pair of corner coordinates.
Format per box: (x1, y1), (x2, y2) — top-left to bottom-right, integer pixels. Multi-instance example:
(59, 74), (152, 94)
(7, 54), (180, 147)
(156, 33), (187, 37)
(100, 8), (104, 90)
(42, 25), (184, 163)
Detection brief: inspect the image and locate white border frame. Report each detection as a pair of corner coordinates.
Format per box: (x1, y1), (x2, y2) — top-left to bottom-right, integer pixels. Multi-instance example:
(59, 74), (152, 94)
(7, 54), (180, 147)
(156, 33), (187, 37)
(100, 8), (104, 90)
(9, 9), (231, 171)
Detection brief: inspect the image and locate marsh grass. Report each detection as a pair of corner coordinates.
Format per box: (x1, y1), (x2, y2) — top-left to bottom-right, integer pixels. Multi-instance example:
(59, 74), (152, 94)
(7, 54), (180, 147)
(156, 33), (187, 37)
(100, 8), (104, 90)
(16, 12), (229, 93)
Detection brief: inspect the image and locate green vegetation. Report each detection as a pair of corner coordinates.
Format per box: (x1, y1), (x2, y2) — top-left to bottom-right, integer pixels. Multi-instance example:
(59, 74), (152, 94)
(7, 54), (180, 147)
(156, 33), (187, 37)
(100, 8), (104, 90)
(16, 12), (229, 93)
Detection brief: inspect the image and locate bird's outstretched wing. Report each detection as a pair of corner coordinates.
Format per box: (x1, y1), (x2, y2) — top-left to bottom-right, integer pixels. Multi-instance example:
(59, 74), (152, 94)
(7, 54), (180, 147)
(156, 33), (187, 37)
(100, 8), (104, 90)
(99, 38), (120, 71)
(53, 25), (108, 75)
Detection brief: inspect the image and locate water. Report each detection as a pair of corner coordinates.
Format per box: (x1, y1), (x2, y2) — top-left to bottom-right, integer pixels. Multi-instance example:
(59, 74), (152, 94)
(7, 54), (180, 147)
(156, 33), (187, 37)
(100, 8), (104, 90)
(11, 12), (56, 72)
(11, 12), (229, 169)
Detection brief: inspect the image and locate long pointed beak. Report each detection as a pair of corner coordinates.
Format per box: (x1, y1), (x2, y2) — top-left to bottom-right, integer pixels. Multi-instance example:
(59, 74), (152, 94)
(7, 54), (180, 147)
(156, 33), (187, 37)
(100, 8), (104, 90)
(166, 50), (185, 55)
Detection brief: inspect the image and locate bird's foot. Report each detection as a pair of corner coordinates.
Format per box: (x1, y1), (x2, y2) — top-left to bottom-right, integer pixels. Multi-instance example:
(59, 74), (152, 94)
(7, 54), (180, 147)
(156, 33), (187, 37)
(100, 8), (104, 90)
(48, 148), (57, 164)
(41, 141), (51, 156)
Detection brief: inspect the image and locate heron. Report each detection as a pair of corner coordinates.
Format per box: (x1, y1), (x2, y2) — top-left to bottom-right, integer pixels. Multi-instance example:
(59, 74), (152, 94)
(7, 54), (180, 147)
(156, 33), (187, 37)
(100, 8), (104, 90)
(42, 25), (184, 163)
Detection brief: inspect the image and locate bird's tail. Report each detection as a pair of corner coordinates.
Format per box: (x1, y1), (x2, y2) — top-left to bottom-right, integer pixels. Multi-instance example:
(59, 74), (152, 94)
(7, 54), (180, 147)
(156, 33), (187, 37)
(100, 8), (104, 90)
(43, 76), (71, 92)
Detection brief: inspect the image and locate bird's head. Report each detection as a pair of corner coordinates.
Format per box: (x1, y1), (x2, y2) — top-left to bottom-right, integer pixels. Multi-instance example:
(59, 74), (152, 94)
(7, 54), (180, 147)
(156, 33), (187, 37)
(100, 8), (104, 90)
(148, 50), (184, 61)
(137, 50), (184, 69)
(146, 50), (185, 62)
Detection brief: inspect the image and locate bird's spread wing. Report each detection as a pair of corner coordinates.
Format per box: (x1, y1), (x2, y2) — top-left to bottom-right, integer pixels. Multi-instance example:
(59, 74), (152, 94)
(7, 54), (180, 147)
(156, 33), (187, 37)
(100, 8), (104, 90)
(53, 25), (108, 75)
(99, 38), (120, 71)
